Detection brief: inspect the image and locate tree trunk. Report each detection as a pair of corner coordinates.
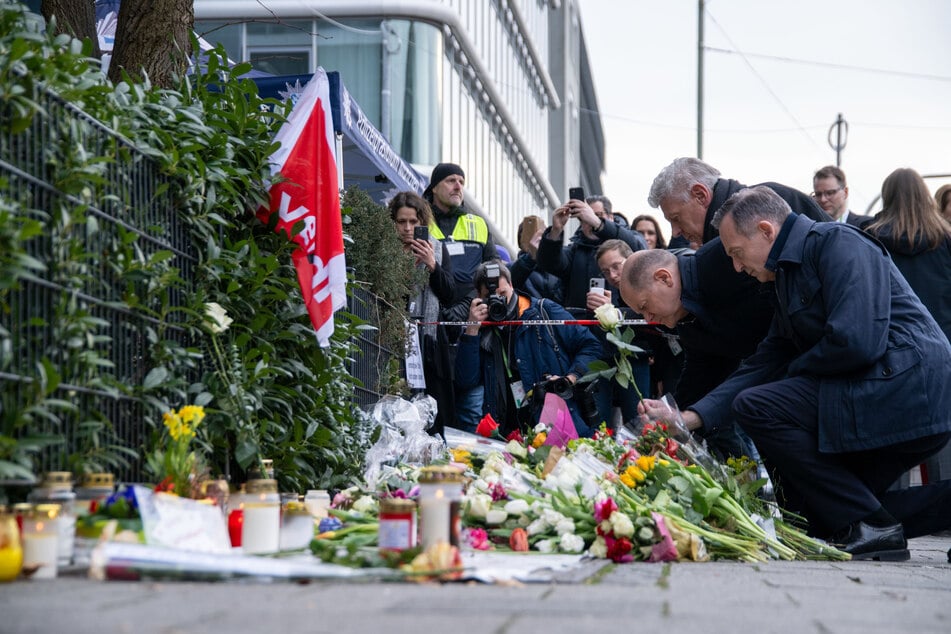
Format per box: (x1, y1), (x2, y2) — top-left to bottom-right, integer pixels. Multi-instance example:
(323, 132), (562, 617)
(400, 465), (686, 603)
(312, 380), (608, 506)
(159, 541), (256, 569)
(107, 0), (193, 89)
(42, 0), (101, 58)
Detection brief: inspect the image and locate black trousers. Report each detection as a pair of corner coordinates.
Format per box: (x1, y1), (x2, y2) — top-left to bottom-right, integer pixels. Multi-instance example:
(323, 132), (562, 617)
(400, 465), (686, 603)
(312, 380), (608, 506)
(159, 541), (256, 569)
(733, 375), (951, 537)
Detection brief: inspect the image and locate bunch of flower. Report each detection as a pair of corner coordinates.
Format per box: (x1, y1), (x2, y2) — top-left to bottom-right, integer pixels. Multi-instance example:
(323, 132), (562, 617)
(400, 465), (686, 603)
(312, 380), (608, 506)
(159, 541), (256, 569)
(146, 405), (207, 498)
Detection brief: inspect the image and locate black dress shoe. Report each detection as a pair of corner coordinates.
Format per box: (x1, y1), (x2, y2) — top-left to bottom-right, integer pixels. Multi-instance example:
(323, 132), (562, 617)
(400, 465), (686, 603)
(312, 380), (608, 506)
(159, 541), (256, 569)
(834, 521), (909, 561)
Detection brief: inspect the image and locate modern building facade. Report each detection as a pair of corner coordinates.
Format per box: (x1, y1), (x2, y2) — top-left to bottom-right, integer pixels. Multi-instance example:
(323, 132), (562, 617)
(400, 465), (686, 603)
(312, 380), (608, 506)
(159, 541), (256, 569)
(194, 0), (606, 249)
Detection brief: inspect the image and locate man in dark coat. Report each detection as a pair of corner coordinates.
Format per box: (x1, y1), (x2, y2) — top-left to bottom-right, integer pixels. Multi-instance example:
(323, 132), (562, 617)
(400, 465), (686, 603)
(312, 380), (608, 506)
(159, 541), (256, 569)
(647, 157), (831, 247)
(642, 186), (951, 561)
(619, 240), (774, 459)
(455, 260), (602, 437)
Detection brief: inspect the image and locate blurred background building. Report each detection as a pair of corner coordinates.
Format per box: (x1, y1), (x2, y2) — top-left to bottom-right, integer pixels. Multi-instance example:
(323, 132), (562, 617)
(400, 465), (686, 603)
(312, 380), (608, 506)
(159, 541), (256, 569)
(193, 0), (606, 249)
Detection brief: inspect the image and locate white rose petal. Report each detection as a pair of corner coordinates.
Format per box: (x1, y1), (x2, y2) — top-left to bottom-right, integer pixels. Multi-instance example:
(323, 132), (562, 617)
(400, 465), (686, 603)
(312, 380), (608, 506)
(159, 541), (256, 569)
(203, 302), (233, 334)
(526, 517), (549, 536)
(589, 536), (608, 558)
(535, 539), (555, 553)
(559, 532), (585, 553)
(504, 439), (527, 458)
(610, 510), (635, 538)
(485, 509), (508, 525)
(352, 495), (377, 513)
(503, 499), (530, 517)
(594, 303), (621, 330)
(465, 493), (493, 520)
(555, 518), (576, 536)
(542, 509), (566, 526)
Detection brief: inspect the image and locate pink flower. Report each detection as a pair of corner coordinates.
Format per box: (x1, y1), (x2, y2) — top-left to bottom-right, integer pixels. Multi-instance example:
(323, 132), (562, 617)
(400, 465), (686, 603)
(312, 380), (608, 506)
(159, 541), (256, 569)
(594, 497), (619, 524)
(489, 482), (508, 502)
(465, 527), (493, 551)
(649, 512), (679, 563)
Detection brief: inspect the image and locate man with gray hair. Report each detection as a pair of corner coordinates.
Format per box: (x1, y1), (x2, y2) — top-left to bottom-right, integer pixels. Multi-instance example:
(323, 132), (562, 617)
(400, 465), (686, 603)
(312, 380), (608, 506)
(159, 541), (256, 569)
(640, 185), (951, 560)
(647, 157), (830, 247)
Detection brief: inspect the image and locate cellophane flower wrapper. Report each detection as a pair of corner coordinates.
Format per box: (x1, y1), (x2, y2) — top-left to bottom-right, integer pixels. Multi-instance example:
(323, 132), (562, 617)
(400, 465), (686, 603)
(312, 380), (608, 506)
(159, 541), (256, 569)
(443, 426), (508, 458)
(363, 394), (448, 486)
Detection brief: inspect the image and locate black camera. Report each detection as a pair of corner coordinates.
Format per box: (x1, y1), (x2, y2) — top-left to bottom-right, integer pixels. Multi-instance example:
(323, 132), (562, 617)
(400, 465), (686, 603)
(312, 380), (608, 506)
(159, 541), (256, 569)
(539, 374), (574, 400)
(484, 263), (508, 322)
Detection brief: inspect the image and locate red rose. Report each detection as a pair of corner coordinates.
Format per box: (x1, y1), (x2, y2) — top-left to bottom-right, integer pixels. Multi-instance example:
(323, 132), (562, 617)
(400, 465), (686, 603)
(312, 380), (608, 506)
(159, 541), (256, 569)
(506, 429), (524, 443)
(476, 413), (500, 438)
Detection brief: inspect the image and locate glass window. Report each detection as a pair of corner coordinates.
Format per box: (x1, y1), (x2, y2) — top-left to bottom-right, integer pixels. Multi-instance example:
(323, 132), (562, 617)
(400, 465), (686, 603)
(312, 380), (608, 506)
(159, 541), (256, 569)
(194, 20), (242, 62)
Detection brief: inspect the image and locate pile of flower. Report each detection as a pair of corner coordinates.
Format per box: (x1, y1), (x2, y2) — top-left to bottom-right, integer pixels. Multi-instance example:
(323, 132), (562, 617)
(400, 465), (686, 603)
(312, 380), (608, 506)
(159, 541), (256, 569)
(307, 418), (849, 571)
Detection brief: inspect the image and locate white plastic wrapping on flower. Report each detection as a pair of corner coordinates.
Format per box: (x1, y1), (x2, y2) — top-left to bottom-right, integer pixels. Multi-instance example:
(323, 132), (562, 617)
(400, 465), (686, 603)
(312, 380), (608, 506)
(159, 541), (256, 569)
(362, 394), (448, 487)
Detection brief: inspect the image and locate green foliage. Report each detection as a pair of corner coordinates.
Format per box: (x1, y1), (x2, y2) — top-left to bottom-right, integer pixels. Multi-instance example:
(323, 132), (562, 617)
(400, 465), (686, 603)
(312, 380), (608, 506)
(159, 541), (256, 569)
(0, 3), (375, 491)
(341, 186), (421, 390)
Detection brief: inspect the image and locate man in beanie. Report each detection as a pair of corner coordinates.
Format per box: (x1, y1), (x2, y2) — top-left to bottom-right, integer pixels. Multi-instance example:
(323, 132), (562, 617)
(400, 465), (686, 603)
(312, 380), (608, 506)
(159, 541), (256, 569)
(423, 162), (497, 303)
(423, 162), (498, 431)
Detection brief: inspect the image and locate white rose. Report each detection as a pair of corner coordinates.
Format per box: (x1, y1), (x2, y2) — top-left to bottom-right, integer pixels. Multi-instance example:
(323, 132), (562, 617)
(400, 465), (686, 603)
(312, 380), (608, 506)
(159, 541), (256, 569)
(352, 495), (377, 514)
(594, 303), (621, 330)
(589, 535), (608, 558)
(503, 499), (530, 517)
(542, 509), (566, 527)
(559, 532), (585, 553)
(555, 518), (576, 536)
(526, 517), (549, 536)
(485, 509), (508, 525)
(609, 511), (635, 538)
(504, 439), (527, 459)
(535, 539), (555, 553)
(203, 302), (233, 334)
(533, 422), (549, 435)
(465, 493), (493, 519)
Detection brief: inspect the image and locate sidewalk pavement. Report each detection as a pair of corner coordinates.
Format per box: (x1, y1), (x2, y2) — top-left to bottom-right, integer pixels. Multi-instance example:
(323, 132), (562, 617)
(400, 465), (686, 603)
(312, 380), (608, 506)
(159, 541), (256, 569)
(2, 535), (948, 634)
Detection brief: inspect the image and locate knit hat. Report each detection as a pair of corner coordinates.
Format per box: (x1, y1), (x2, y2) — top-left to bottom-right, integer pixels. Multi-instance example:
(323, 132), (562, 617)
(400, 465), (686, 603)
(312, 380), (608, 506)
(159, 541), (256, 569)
(423, 162), (466, 197)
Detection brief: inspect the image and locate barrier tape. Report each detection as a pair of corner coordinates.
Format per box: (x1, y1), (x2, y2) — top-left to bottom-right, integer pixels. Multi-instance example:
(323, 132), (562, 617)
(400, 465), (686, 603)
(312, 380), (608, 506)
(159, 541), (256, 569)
(413, 318), (653, 328)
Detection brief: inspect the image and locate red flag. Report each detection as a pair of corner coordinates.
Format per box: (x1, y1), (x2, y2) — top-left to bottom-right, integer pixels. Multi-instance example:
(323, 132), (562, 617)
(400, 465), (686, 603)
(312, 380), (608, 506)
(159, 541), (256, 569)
(258, 69), (346, 347)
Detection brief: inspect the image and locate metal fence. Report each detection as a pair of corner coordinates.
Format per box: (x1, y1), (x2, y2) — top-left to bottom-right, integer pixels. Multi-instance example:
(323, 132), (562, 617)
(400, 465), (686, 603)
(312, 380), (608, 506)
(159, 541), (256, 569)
(1, 80), (396, 484)
(0, 80), (193, 483)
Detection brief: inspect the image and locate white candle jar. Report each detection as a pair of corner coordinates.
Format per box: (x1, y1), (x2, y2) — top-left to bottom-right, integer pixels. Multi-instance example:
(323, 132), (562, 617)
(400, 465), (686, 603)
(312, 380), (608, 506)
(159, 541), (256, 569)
(417, 466), (464, 549)
(28, 471), (76, 566)
(22, 504), (60, 579)
(241, 479), (280, 554)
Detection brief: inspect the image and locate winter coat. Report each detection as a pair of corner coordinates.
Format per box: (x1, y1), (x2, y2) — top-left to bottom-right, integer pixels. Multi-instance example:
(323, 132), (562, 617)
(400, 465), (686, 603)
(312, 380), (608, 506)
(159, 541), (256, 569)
(692, 214), (951, 452)
(675, 238), (774, 408)
(704, 178), (830, 245)
(455, 295), (602, 435)
(536, 220), (647, 311)
(865, 223), (951, 344)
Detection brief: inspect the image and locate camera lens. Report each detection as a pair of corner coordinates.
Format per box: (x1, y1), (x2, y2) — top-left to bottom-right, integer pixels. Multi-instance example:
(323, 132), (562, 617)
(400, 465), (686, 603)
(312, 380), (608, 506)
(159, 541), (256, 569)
(549, 376), (573, 400)
(487, 294), (508, 321)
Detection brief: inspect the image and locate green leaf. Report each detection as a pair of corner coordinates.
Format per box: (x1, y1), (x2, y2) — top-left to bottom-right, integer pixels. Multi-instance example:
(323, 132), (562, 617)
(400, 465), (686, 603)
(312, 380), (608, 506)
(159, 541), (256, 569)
(142, 366), (169, 389)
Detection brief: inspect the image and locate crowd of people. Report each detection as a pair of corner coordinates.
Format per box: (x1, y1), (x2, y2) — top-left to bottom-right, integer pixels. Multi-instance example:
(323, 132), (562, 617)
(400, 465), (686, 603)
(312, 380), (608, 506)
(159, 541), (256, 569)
(386, 158), (951, 560)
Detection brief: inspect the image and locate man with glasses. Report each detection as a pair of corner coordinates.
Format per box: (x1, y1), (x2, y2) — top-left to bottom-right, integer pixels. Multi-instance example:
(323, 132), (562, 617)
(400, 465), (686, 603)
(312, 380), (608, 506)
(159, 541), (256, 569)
(648, 157), (831, 247)
(812, 165), (872, 228)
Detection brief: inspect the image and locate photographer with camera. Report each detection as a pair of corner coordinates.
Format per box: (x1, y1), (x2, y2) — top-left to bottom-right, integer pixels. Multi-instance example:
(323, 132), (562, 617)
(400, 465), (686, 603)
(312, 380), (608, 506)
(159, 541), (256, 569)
(455, 260), (603, 438)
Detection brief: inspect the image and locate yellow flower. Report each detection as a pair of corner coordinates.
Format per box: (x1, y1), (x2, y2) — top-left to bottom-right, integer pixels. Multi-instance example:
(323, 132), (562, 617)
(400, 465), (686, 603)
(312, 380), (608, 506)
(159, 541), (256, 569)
(450, 448), (472, 467)
(620, 464), (646, 488)
(532, 432), (547, 448)
(178, 405), (205, 427)
(635, 454), (656, 474)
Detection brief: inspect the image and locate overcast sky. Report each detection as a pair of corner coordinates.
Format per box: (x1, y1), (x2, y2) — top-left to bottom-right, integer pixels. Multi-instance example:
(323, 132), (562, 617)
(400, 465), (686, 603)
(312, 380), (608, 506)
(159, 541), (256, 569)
(576, 0), (951, 238)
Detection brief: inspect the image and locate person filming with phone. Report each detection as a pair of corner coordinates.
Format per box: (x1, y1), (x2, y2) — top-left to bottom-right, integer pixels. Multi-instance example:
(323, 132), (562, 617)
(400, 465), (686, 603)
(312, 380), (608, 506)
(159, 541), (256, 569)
(389, 191), (456, 435)
(455, 260), (602, 438)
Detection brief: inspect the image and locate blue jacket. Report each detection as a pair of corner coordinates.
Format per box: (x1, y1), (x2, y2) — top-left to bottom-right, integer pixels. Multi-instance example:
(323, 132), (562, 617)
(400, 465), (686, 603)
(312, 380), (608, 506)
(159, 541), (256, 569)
(455, 295), (602, 435)
(692, 214), (951, 452)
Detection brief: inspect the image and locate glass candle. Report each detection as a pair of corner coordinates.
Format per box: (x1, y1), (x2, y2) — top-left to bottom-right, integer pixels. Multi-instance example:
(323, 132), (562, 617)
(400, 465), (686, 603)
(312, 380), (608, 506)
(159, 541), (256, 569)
(279, 501), (315, 551)
(241, 479), (280, 554)
(75, 472), (115, 516)
(417, 466), (464, 549)
(22, 504), (60, 579)
(0, 509), (23, 582)
(378, 498), (417, 553)
(28, 471), (76, 566)
(304, 490), (331, 519)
